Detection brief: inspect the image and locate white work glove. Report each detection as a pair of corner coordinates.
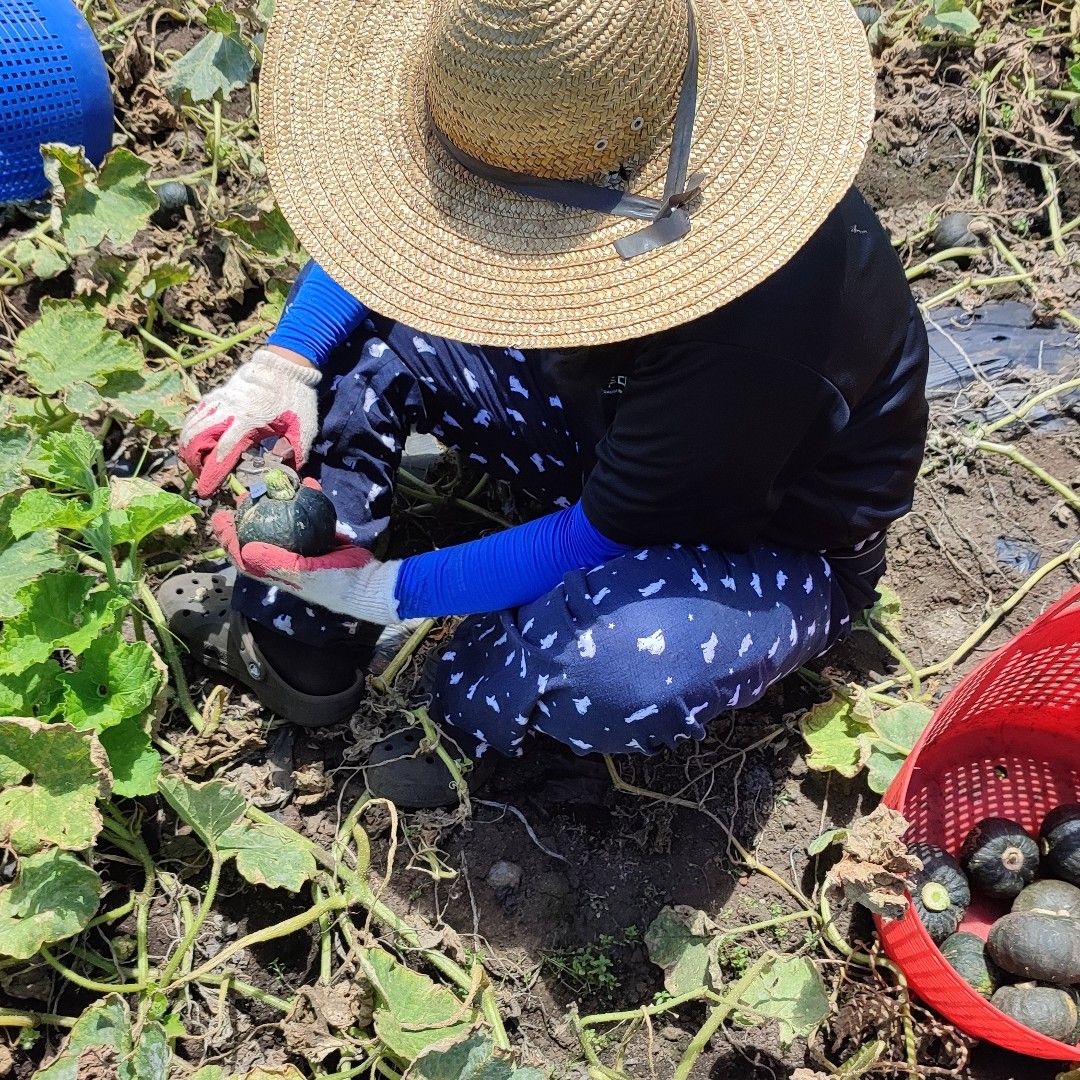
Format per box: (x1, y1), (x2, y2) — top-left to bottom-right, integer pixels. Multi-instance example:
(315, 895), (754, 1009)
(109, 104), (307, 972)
(212, 502), (403, 626)
(180, 348), (321, 497)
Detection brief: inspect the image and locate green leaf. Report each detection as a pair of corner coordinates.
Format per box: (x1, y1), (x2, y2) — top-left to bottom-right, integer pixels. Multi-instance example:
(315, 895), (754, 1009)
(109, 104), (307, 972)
(110, 486), (196, 547)
(32, 995), (169, 1080)
(807, 828), (849, 856)
(0, 661), (63, 718)
(922, 1), (980, 35)
(205, 3), (242, 35)
(67, 366), (192, 435)
(128, 1018), (169, 1079)
(99, 716), (161, 797)
(0, 719), (110, 854)
(413, 1034), (547, 1080)
(0, 427), (32, 498)
(42, 146), (158, 252)
(14, 300), (144, 399)
(166, 31), (254, 103)
(24, 428), (100, 493)
(158, 776), (246, 850)
(9, 489), (109, 539)
(12, 239), (68, 281)
(0, 849), (101, 960)
(189, 1069), (306, 1080)
(644, 906), (717, 996)
(217, 205), (298, 261)
(866, 583), (902, 634)
(365, 947), (477, 1064)
(799, 694), (874, 779)
(218, 820), (316, 892)
(0, 572), (124, 676)
(872, 702), (933, 753)
(739, 956), (829, 1048)
(858, 736), (907, 796)
(0, 532), (65, 619)
(58, 633), (160, 733)
(138, 260), (193, 299)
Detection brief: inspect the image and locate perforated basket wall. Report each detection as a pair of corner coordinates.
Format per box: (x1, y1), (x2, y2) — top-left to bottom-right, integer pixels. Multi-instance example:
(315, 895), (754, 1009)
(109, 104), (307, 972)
(875, 584), (1080, 1060)
(0, 0), (112, 202)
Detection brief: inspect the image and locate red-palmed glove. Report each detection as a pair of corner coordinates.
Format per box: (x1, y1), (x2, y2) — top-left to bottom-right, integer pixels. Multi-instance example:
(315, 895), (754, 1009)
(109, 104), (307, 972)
(212, 502), (402, 626)
(180, 348), (322, 498)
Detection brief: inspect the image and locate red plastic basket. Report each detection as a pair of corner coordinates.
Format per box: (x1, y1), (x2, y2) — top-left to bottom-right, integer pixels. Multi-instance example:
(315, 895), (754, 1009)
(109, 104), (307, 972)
(874, 584), (1080, 1060)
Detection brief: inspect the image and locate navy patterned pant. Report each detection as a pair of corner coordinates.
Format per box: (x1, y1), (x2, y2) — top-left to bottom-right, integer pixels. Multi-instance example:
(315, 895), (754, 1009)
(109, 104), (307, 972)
(234, 319), (851, 756)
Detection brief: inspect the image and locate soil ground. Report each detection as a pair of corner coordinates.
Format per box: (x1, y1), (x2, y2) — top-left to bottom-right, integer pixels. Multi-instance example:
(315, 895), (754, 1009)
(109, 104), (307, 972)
(134, 394), (1078, 1080)
(3, 0), (1080, 1076)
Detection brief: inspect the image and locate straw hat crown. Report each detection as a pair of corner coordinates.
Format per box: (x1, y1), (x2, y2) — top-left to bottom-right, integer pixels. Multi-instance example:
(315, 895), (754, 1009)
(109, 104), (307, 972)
(428, 0), (689, 181)
(261, 0), (877, 347)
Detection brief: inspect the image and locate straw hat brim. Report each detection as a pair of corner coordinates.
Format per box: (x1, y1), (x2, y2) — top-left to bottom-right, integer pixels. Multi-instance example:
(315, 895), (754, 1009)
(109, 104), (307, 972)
(261, 0), (876, 349)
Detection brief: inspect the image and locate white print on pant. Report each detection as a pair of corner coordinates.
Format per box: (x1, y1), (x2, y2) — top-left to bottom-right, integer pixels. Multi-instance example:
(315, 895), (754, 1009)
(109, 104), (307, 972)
(231, 321), (849, 754)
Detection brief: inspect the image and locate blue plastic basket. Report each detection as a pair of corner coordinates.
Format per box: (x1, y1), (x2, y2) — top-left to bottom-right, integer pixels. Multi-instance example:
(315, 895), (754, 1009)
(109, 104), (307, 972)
(0, 0), (113, 202)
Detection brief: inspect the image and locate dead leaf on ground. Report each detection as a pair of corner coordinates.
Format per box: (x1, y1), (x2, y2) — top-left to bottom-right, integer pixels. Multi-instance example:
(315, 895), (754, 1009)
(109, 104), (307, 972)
(178, 715), (264, 775)
(826, 804), (918, 918)
(225, 759), (291, 810)
(75, 1044), (120, 1079)
(281, 983), (374, 1063)
(292, 761), (331, 807)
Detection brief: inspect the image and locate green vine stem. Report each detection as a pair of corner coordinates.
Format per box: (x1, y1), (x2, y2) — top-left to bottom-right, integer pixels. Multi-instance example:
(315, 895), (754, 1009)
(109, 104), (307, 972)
(860, 621), (922, 698)
(368, 618), (435, 692)
(180, 322), (268, 368)
(602, 755), (817, 912)
(102, 808), (156, 983)
(0, 1008), (77, 1029)
(819, 891), (917, 1070)
(85, 893), (136, 929)
(39, 946), (148, 995)
(577, 985), (725, 1034)
(160, 854), (223, 984)
(245, 804), (511, 1050)
(317, 883), (333, 984)
(919, 272), (1029, 311)
(415, 706), (472, 811)
(672, 954), (774, 1080)
(904, 247), (987, 281)
(981, 377), (1080, 436)
(868, 541), (1080, 694)
(972, 439), (1080, 513)
(137, 580), (204, 732)
(197, 973), (293, 1012)
(169, 893), (351, 989)
(1040, 159), (1067, 259)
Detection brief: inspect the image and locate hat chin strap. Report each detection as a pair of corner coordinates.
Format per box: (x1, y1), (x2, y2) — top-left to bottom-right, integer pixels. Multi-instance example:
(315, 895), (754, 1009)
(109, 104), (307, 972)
(431, 0), (706, 261)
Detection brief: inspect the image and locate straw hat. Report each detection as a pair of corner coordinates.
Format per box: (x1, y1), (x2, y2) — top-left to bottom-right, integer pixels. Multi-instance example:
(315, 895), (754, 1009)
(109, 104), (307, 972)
(261, 0), (875, 348)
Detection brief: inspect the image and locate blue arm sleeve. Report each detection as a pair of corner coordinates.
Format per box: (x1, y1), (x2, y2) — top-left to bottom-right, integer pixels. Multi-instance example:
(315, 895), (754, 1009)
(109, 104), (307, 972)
(268, 261), (369, 367)
(394, 502), (630, 619)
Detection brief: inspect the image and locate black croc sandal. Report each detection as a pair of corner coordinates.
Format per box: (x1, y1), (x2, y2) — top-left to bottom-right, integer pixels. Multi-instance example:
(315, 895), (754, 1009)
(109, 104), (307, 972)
(156, 571), (367, 728)
(364, 726), (497, 809)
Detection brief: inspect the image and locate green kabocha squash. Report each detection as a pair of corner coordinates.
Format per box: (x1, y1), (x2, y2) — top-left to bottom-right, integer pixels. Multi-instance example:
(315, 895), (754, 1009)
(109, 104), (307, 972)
(960, 817), (1039, 899)
(1040, 805), (1080, 888)
(235, 470), (337, 557)
(1013, 879), (1080, 919)
(940, 931), (1001, 998)
(987, 911), (1080, 985)
(991, 983), (1078, 1041)
(1064, 987), (1080, 1043)
(908, 843), (970, 942)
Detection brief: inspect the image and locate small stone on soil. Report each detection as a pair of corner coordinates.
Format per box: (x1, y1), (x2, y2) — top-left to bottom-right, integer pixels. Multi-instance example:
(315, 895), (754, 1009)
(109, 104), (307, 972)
(486, 859), (522, 892)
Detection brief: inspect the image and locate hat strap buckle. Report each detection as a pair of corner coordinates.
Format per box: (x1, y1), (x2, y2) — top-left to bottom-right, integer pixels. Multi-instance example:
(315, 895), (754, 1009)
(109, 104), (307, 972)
(431, 0), (705, 261)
